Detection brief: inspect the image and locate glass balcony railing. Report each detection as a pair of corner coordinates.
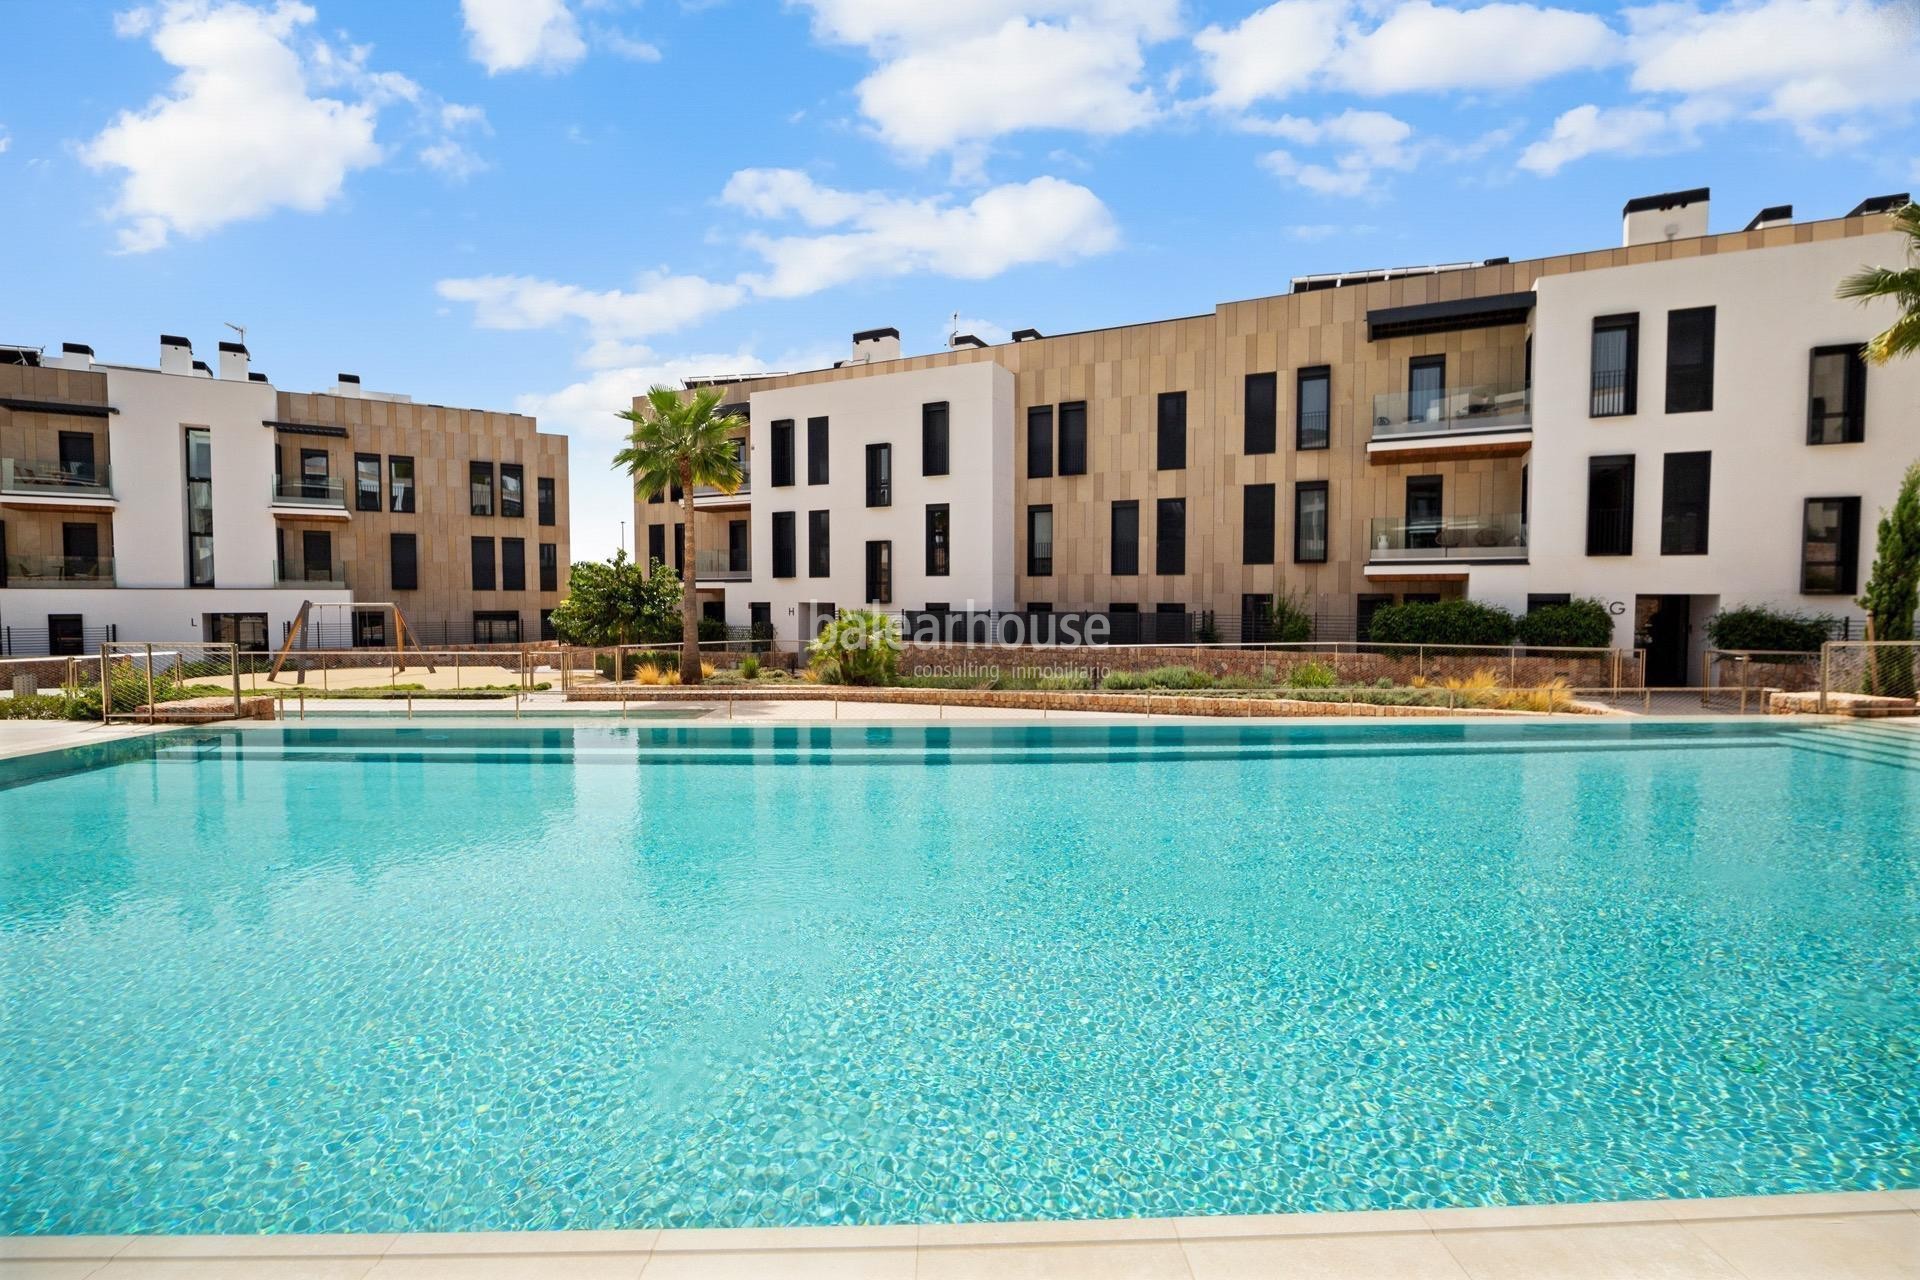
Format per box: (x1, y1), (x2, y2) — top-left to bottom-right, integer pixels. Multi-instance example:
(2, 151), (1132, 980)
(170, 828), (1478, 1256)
(1368, 515), (1528, 561)
(693, 462), (751, 501)
(4, 554), (115, 586)
(1, 457), (112, 495)
(1371, 383), (1531, 439)
(275, 560), (348, 586)
(271, 476), (347, 507)
(693, 548), (751, 581)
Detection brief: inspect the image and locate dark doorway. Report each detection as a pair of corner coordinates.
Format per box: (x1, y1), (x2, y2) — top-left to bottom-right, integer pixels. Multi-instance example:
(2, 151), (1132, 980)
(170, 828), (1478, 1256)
(48, 614), (84, 656)
(702, 600), (726, 624)
(1406, 476), (1443, 550)
(1637, 594), (1692, 686)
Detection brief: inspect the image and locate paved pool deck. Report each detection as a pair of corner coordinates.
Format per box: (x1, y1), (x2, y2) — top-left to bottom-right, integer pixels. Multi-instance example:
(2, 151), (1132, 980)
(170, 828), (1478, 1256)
(4, 1191), (1917, 1278)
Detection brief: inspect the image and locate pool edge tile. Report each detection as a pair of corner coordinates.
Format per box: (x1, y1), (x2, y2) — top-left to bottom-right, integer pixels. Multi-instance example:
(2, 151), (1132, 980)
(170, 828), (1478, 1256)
(383, 1230), (658, 1256)
(1419, 1199), (1681, 1231)
(0, 1240), (129, 1262)
(114, 1235), (396, 1259)
(1172, 1208), (1432, 1239)
(650, 1225), (915, 1253)
(1660, 1190), (1912, 1221)
(918, 1217), (1182, 1247)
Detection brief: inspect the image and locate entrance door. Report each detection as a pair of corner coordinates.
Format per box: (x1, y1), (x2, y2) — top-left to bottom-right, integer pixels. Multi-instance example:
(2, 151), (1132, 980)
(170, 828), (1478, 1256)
(48, 614), (84, 656)
(302, 530), (333, 581)
(1637, 594), (1692, 686)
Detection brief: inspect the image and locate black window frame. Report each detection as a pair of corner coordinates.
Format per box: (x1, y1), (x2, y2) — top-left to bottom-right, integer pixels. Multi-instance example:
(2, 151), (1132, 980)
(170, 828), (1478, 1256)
(185, 426), (213, 587)
(1296, 366), (1330, 451)
(354, 452), (381, 511)
(1591, 313), (1639, 416)
(390, 532), (418, 591)
(1243, 483), (1275, 566)
(539, 541), (558, 592)
(807, 509), (830, 577)
(1801, 496), (1862, 595)
(925, 503), (950, 577)
(1408, 354), (1447, 423)
(1586, 455), (1636, 556)
(1293, 481), (1328, 564)
(537, 476), (556, 526)
(1807, 344), (1868, 445)
(1058, 401), (1088, 476)
(501, 536), (527, 591)
(1027, 504), (1053, 576)
(1156, 392), (1187, 471)
(727, 519), (750, 574)
(771, 419), (796, 487)
(1244, 372), (1277, 455)
(299, 447), (331, 501)
(1660, 451), (1711, 556)
(806, 416), (830, 485)
(1026, 405), (1054, 479)
(1665, 305), (1716, 413)
(473, 611), (520, 644)
(672, 522), (684, 576)
(865, 442), (892, 507)
(921, 402), (949, 476)
(388, 455), (415, 513)
(500, 463), (525, 518)
(470, 536), (495, 591)
(771, 511), (797, 579)
(469, 460), (495, 516)
(865, 540), (893, 605)
(1155, 497), (1186, 575)
(647, 523), (666, 570)
(1110, 500), (1139, 577)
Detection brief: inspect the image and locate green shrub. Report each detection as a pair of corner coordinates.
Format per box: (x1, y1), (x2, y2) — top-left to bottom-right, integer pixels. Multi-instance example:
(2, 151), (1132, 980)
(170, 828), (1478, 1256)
(739, 655), (761, 680)
(1516, 598), (1614, 649)
(808, 609), (902, 685)
(1102, 665), (1214, 690)
(1195, 613), (1221, 644)
(1367, 599), (1517, 646)
(594, 650), (678, 680)
(698, 614), (729, 642)
(1706, 605), (1833, 654)
(0, 693), (88, 720)
(1259, 591), (1315, 643)
(1285, 660), (1338, 689)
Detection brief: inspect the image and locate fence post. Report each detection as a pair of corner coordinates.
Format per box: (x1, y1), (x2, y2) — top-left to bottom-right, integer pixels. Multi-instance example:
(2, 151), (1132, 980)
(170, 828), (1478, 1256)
(1818, 642), (1831, 714)
(407, 689), (413, 721)
(99, 652), (109, 723)
(1508, 645), (1517, 687)
(230, 643), (242, 720)
(144, 643), (156, 725)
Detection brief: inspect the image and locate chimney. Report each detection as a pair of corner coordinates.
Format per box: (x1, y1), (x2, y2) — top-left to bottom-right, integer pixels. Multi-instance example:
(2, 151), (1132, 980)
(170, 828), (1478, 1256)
(333, 372), (362, 398)
(1848, 192), (1911, 217)
(950, 333), (987, 350)
(847, 327), (901, 364)
(159, 333), (194, 376)
(217, 340), (251, 381)
(1622, 187), (1709, 247)
(1012, 328), (1043, 342)
(1744, 204), (1792, 232)
(191, 360), (213, 377)
(54, 342), (93, 372)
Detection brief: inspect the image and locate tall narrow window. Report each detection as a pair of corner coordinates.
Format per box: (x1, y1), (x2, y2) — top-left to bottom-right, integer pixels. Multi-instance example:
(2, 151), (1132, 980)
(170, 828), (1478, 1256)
(538, 476), (556, 526)
(471, 536), (495, 590)
(672, 522), (684, 576)
(1586, 455), (1636, 556)
(470, 461), (495, 516)
(1293, 482), (1328, 564)
(806, 416), (829, 484)
(1058, 402), (1088, 476)
(865, 541), (893, 605)
(185, 427), (213, 587)
(1027, 505), (1053, 576)
(922, 402), (949, 476)
(390, 533), (418, 591)
(539, 542), (558, 592)
(925, 503), (950, 576)
(1665, 306), (1715, 413)
(1591, 313), (1638, 416)
(354, 453), (380, 511)
(1660, 451), (1711, 555)
(1244, 372), (1277, 455)
(1296, 366), (1330, 450)
(728, 519), (749, 574)
(1111, 500), (1139, 576)
(865, 442), (892, 507)
(61, 522), (98, 576)
(772, 511), (797, 578)
(1408, 355), (1447, 424)
(500, 464), (525, 517)
(1027, 405), (1054, 478)
(771, 419), (795, 486)
(647, 523), (665, 569)
(1243, 483), (1275, 565)
(1405, 476), (1443, 551)
(1808, 345), (1868, 444)
(1802, 497), (1861, 594)
(501, 537), (527, 590)
(57, 431), (96, 482)
(301, 530), (333, 582)
(1156, 392), (1187, 470)
(807, 509), (830, 577)
(389, 455), (415, 512)
(300, 448), (330, 501)
(1156, 497), (1186, 574)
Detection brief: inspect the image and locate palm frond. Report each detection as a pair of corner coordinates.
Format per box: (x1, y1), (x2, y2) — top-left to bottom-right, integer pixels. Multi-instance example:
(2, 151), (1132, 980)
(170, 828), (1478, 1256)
(611, 384), (747, 496)
(1837, 203), (1920, 366)
(1865, 309), (1920, 364)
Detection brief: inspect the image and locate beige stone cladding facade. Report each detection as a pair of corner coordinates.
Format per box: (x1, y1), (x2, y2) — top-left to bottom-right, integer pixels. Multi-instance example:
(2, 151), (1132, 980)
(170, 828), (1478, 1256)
(649, 209), (1891, 631)
(273, 390), (571, 643)
(0, 362), (117, 586)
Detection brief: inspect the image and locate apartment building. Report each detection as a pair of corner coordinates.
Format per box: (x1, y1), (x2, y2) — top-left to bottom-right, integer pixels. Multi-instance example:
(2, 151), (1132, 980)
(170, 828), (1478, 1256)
(0, 336), (569, 654)
(643, 188), (1914, 684)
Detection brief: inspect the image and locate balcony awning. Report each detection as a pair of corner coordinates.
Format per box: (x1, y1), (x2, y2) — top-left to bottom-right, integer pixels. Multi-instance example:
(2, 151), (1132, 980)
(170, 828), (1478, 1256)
(1366, 291), (1535, 341)
(1, 397), (111, 418)
(263, 420), (351, 438)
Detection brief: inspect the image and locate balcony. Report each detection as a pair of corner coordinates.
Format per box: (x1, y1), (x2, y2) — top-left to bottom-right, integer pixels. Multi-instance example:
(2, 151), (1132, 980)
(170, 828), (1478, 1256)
(1, 457), (117, 508)
(4, 554), (115, 587)
(270, 475), (350, 517)
(693, 461), (751, 510)
(276, 560), (348, 587)
(693, 548), (751, 583)
(1367, 383), (1531, 464)
(1366, 515), (1527, 575)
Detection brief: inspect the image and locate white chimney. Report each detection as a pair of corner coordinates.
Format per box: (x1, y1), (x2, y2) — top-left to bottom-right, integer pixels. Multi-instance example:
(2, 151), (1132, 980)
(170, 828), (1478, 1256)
(1745, 204), (1792, 232)
(1622, 187), (1709, 247)
(53, 342), (93, 372)
(847, 327), (901, 364)
(331, 372), (363, 398)
(218, 341), (251, 381)
(159, 334), (194, 376)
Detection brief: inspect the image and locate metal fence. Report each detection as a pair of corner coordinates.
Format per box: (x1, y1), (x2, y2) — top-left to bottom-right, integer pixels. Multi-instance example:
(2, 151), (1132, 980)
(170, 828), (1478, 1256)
(1820, 640), (1919, 711)
(99, 642), (243, 723)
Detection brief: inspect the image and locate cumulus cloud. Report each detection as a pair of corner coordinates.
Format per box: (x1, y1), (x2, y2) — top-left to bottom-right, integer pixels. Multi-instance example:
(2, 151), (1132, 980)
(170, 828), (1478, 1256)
(1516, 98), (1732, 174)
(435, 273), (749, 342)
(461, 0), (586, 73)
(1247, 109), (1419, 196)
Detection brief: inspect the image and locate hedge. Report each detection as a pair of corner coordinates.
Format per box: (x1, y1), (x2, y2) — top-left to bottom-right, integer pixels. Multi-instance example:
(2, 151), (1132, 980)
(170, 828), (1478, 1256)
(1516, 598), (1614, 649)
(1705, 605), (1833, 654)
(1366, 599), (1517, 646)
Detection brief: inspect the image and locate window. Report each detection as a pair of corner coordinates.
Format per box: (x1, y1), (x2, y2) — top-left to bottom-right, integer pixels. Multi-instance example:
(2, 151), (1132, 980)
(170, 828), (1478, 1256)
(47, 615), (84, 657)
(1156, 497), (1185, 574)
(300, 448), (331, 501)
(354, 453), (380, 511)
(1660, 452), (1711, 555)
(1665, 306), (1715, 413)
(1357, 593), (1393, 641)
(205, 612), (268, 652)
(471, 536), (495, 590)
(1243, 483), (1275, 565)
(1408, 355), (1447, 424)
(61, 521), (98, 573)
(535, 543), (556, 593)
(389, 456), (415, 513)
(647, 523), (666, 569)
(1294, 482), (1328, 564)
(673, 522), (684, 576)
(806, 416), (829, 484)
(1156, 392), (1187, 470)
(1296, 367), (1330, 450)
(502, 537), (527, 591)
(473, 612), (520, 644)
(500, 464), (525, 517)
(865, 541), (893, 605)
(538, 476), (556, 526)
(352, 609), (388, 649)
(1405, 476), (1443, 551)
(1586, 455), (1636, 556)
(185, 427), (213, 587)
(390, 533), (418, 591)
(1111, 500), (1139, 576)
(57, 430), (96, 481)
(807, 509), (830, 577)
(648, 487), (663, 505)
(1527, 593), (1573, 613)
(470, 461), (495, 516)
(1059, 402), (1088, 476)
(540, 610), (555, 642)
(1808, 345), (1868, 444)
(922, 402), (949, 476)
(1027, 405), (1054, 478)
(1244, 373), (1277, 455)
(1802, 498), (1861, 594)
(926, 503), (950, 577)
(772, 511), (797, 578)
(728, 520), (750, 574)
(1027, 505), (1054, 576)
(771, 419), (795, 486)
(301, 530), (332, 582)
(1591, 314), (1638, 416)
(865, 442), (892, 507)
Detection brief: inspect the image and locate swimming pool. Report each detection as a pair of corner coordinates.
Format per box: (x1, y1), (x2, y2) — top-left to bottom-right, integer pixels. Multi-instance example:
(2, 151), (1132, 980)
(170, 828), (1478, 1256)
(3, 720), (1916, 1234)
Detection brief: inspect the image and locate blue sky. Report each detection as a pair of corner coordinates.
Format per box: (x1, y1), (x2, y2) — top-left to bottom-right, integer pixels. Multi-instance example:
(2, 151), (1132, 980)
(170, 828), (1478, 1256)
(2, 0), (1916, 560)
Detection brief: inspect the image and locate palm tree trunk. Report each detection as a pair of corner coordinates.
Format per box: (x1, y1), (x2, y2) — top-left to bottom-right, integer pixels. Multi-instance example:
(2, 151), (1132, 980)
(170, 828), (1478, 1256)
(680, 461), (701, 683)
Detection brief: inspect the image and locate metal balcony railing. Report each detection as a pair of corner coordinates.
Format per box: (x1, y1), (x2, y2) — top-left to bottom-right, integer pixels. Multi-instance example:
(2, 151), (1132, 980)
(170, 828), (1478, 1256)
(275, 560), (348, 585)
(1, 457), (112, 495)
(4, 554), (116, 586)
(1367, 515), (1528, 561)
(1371, 383), (1531, 439)
(694, 548), (751, 581)
(271, 476), (347, 507)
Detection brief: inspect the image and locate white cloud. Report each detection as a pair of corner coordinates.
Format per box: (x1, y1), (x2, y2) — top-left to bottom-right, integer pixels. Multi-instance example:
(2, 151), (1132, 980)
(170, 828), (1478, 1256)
(1250, 109), (1417, 196)
(435, 273), (748, 341)
(1515, 98), (1733, 174)
(461, 0), (586, 73)
(419, 139), (487, 180)
(593, 27), (661, 63)
(0, 129), (10, 154)
(1193, 0), (1349, 109)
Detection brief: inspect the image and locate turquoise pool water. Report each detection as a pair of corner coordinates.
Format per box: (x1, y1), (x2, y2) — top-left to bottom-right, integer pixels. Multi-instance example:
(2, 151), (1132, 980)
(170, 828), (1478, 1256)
(3, 720), (1917, 1234)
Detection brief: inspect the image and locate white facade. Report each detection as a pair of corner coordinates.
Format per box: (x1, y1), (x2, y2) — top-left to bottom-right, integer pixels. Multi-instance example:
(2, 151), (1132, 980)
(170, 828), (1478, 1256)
(741, 361), (1015, 645)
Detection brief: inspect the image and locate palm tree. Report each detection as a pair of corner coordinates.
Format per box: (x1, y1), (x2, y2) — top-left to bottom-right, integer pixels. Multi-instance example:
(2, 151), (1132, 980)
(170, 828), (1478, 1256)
(613, 385), (745, 683)
(1836, 201), (1920, 364)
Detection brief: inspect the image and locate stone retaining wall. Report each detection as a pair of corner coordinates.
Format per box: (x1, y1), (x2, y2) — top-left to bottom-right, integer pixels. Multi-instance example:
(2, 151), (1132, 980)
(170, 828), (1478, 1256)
(564, 685), (1560, 719)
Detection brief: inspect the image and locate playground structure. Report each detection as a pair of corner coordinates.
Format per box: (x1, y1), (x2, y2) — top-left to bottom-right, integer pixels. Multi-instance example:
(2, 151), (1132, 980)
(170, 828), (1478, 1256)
(268, 601), (432, 684)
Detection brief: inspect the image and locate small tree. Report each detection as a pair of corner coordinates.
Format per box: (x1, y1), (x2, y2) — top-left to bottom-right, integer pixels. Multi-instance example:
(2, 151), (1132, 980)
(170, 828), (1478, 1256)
(1858, 461), (1920, 693)
(547, 550), (683, 646)
(1705, 605), (1833, 655)
(1259, 591), (1315, 643)
(808, 610), (902, 685)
